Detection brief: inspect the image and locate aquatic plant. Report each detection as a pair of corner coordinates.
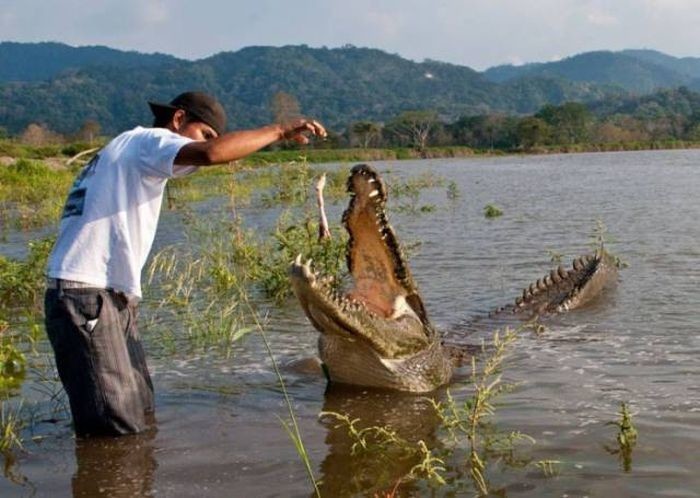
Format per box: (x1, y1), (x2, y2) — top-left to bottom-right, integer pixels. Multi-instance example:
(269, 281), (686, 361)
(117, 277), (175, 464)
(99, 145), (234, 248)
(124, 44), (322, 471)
(0, 400), (24, 452)
(319, 325), (543, 495)
(431, 327), (523, 494)
(483, 204), (503, 218)
(232, 211), (348, 302)
(319, 411), (447, 487)
(590, 219), (628, 268)
(534, 459), (561, 476)
(388, 172), (444, 214)
(0, 236), (55, 315)
(146, 243), (252, 355)
(236, 285), (321, 497)
(446, 181), (461, 202)
(319, 412), (409, 456)
(0, 340), (26, 394)
(547, 249), (563, 264)
(605, 401), (638, 472)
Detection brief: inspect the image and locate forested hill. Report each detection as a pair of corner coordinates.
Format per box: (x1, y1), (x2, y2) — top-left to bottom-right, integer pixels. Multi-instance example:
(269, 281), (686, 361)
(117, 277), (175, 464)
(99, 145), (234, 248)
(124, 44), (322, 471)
(0, 42), (698, 135)
(0, 42), (176, 82)
(483, 50), (700, 93)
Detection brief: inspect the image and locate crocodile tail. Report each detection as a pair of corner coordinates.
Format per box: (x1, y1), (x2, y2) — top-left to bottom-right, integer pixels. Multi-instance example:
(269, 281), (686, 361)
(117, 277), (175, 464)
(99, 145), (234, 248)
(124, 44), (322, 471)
(499, 249), (616, 316)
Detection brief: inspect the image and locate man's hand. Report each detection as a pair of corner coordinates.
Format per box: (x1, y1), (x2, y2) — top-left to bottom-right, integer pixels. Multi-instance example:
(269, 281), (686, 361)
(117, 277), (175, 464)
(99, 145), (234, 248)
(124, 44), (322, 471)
(176, 118), (328, 166)
(279, 118), (328, 144)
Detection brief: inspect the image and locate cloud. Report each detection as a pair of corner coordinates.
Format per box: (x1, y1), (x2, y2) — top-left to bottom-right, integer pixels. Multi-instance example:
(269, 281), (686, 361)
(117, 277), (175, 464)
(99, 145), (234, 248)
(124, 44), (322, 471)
(141, 1), (169, 25)
(587, 9), (618, 26)
(1, 0), (700, 70)
(361, 8), (404, 39)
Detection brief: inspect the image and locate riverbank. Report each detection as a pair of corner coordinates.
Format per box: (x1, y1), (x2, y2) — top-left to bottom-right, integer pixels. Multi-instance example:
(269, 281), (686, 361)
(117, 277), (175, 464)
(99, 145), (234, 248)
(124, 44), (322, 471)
(3, 138), (700, 170)
(240, 139), (700, 165)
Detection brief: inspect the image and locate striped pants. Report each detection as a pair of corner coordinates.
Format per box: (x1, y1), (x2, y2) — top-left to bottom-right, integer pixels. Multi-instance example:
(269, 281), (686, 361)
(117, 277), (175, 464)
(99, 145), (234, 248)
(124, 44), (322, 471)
(44, 285), (154, 437)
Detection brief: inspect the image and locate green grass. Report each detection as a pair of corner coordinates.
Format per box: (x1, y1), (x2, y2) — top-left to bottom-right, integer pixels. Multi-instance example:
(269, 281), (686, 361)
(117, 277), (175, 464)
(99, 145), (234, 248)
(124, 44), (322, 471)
(0, 159), (75, 230)
(0, 236), (55, 318)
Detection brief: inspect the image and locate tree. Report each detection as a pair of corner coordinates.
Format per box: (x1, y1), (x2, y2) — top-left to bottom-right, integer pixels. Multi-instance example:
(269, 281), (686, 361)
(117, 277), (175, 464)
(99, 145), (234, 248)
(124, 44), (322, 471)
(349, 121), (382, 148)
(516, 117), (551, 149)
(19, 123), (62, 146)
(535, 102), (591, 144)
(269, 91), (301, 123)
(77, 119), (101, 143)
(385, 110), (440, 151)
(450, 115), (518, 150)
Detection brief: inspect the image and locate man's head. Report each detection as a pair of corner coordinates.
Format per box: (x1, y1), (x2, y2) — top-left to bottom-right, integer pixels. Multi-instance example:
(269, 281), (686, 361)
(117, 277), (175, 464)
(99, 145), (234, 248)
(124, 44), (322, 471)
(149, 91), (227, 141)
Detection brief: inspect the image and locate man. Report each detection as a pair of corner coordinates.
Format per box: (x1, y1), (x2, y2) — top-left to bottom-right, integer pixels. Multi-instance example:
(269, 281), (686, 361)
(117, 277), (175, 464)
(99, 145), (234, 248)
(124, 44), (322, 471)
(44, 91), (327, 437)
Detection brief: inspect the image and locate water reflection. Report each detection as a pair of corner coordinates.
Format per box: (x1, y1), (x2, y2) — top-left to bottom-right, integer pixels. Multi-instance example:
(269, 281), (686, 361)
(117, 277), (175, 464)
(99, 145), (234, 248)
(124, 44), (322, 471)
(317, 384), (444, 497)
(72, 423), (156, 498)
(2, 449), (33, 494)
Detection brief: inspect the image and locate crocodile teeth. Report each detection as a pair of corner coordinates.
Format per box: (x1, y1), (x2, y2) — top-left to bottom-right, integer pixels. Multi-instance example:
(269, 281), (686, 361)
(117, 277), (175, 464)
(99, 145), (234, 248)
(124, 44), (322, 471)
(557, 265), (567, 279)
(544, 275), (553, 286)
(369, 190), (379, 198)
(294, 254), (302, 266)
(573, 258), (583, 271)
(537, 278), (547, 291)
(550, 269), (562, 283)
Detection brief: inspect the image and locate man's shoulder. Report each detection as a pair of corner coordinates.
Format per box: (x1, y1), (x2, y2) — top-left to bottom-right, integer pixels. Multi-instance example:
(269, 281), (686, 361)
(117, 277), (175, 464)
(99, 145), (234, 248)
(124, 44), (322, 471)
(106, 126), (183, 154)
(119, 126), (178, 140)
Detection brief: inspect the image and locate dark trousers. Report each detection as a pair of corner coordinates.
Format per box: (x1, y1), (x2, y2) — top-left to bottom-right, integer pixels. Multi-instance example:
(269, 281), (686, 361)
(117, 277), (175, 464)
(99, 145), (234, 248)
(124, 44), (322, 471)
(44, 286), (154, 437)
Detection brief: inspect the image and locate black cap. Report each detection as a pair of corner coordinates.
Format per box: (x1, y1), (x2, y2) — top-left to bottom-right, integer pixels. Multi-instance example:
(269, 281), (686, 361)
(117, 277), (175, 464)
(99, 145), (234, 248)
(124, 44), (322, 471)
(148, 91), (227, 135)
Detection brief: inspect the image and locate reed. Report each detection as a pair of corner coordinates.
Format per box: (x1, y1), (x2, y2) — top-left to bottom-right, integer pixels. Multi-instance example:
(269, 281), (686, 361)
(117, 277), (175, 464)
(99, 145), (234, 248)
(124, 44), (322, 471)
(236, 285), (321, 497)
(0, 399), (24, 452)
(605, 401), (638, 472)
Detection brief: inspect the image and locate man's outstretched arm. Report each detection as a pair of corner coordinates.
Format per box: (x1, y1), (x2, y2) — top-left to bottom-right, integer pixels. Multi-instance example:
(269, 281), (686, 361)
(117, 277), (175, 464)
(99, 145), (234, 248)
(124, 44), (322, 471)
(175, 118), (327, 166)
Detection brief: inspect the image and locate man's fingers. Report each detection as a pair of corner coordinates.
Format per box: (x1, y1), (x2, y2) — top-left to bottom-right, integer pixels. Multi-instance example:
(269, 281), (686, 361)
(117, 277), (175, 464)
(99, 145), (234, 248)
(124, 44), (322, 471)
(306, 119), (327, 138)
(297, 118), (327, 138)
(283, 117), (327, 141)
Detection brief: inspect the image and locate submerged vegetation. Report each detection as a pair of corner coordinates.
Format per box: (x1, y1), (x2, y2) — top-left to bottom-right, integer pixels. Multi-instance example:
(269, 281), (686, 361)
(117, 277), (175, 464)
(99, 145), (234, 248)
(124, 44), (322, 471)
(483, 203), (503, 218)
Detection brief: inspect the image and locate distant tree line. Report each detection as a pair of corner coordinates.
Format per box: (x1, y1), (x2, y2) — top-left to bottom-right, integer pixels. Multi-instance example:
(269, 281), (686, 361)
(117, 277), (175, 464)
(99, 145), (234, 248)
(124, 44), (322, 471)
(7, 88), (700, 152)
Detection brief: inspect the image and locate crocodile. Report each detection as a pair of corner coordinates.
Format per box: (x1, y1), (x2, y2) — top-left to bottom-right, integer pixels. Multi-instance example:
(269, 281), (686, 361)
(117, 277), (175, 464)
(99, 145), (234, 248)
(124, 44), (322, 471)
(289, 164), (618, 393)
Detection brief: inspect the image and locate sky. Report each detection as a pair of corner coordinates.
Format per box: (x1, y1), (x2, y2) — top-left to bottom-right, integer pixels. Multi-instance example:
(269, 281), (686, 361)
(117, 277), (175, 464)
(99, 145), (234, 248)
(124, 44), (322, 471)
(2, 0), (700, 70)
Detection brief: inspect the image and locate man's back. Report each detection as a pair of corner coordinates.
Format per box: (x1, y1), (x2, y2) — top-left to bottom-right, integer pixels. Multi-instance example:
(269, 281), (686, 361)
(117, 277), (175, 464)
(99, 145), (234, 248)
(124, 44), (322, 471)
(47, 126), (194, 297)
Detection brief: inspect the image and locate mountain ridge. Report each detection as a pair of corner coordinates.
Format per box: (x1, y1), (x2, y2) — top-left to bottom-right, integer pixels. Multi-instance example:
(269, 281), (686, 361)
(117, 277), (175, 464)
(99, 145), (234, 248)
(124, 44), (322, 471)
(0, 42), (698, 134)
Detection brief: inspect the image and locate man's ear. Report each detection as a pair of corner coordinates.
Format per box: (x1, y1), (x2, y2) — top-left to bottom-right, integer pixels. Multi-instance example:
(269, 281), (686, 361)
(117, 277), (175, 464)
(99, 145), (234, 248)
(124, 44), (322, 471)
(171, 109), (187, 132)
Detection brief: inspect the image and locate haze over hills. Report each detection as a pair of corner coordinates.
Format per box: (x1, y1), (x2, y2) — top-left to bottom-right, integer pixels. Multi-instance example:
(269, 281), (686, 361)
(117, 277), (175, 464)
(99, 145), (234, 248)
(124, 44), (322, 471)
(0, 42), (698, 135)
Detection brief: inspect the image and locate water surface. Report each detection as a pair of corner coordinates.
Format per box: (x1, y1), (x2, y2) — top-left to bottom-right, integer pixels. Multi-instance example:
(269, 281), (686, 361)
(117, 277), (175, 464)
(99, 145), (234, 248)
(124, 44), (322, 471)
(3, 150), (700, 497)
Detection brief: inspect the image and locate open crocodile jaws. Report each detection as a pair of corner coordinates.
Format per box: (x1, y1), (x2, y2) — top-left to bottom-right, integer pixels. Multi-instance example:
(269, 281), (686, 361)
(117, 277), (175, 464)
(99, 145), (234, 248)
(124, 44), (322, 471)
(289, 164), (452, 392)
(289, 164), (619, 393)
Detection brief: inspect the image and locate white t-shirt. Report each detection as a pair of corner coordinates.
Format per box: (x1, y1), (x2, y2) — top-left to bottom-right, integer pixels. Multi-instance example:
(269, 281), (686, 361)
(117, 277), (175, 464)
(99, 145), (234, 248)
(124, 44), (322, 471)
(48, 126), (197, 297)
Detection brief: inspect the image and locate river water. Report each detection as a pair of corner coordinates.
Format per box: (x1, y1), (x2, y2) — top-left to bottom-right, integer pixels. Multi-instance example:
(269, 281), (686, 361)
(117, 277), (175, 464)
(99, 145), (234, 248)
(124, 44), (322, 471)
(2, 150), (700, 497)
